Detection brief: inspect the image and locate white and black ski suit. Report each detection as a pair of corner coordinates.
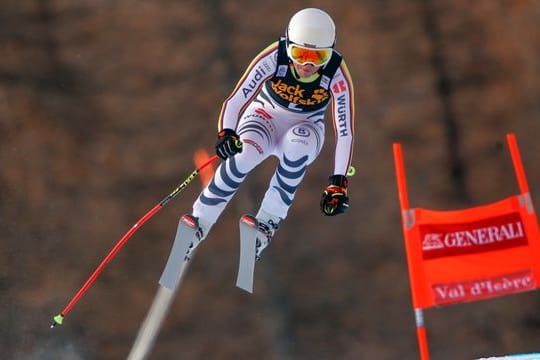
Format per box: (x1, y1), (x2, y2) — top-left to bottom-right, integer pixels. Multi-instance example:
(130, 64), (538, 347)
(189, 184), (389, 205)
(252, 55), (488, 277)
(193, 38), (355, 225)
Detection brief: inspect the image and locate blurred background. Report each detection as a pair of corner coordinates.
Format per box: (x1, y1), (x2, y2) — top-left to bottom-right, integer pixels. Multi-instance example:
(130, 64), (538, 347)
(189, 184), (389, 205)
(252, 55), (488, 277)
(2, 0), (540, 359)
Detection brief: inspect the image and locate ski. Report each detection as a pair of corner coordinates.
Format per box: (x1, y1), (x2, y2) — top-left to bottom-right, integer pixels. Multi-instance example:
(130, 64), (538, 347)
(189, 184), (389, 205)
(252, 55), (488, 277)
(159, 215), (200, 291)
(236, 215), (259, 293)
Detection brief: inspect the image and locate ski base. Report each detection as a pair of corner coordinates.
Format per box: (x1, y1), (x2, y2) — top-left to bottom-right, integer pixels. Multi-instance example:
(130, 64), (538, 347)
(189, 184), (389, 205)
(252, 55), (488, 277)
(159, 215), (199, 291)
(236, 215), (258, 293)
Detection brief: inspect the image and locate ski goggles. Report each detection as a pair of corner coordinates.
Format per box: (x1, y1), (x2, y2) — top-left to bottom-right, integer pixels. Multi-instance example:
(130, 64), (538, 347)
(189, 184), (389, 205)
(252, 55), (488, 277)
(287, 44), (333, 66)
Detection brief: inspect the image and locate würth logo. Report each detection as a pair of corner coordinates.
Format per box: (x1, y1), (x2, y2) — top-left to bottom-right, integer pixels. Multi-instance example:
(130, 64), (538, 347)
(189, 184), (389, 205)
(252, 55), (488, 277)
(420, 213), (527, 259)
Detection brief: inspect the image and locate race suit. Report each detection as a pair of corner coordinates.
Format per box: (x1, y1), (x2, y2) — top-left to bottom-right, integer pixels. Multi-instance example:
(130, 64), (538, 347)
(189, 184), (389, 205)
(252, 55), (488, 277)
(192, 38), (355, 224)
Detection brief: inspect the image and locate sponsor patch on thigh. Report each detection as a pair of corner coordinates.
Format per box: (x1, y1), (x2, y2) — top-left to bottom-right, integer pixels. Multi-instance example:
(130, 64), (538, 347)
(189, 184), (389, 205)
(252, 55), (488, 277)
(292, 126), (311, 137)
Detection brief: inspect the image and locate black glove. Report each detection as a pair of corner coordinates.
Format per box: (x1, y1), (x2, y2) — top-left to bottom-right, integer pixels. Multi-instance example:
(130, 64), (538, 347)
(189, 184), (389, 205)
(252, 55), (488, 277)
(320, 174), (349, 216)
(215, 128), (243, 160)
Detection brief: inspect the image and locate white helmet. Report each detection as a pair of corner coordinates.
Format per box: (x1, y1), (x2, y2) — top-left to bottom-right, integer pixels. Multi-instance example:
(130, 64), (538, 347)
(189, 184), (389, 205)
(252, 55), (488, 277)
(286, 8), (336, 49)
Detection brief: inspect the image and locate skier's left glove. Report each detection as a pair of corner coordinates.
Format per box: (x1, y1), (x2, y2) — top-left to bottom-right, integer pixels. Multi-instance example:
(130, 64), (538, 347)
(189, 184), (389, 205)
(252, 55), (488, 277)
(320, 174), (349, 216)
(215, 128), (243, 160)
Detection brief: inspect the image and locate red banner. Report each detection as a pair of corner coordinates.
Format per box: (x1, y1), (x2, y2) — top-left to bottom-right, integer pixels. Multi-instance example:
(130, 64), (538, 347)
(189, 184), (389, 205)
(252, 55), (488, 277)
(401, 195), (540, 309)
(393, 136), (540, 360)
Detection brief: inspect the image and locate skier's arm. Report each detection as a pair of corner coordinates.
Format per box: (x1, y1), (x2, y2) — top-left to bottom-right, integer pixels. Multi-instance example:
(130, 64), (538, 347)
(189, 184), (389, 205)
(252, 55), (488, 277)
(217, 42), (278, 133)
(320, 60), (355, 216)
(329, 60), (355, 176)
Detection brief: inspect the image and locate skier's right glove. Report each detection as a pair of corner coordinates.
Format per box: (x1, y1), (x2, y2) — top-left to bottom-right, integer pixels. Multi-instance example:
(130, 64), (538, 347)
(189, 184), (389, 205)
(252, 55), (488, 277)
(215, 128), (243, 160)
(320, 174), (349, 216)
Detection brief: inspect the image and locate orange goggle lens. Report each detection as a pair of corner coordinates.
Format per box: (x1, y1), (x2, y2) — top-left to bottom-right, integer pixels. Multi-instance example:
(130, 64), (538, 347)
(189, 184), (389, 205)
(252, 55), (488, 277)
(288, 45), (332, 66)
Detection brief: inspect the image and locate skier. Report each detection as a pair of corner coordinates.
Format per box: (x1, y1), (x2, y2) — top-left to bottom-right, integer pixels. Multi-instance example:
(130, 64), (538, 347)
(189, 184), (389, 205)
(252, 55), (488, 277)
(172, 8), (354, 265)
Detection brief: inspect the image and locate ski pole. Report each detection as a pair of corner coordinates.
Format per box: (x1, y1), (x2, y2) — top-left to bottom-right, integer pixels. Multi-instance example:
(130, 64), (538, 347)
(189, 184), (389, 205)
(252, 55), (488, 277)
(51, 154), (219, 328)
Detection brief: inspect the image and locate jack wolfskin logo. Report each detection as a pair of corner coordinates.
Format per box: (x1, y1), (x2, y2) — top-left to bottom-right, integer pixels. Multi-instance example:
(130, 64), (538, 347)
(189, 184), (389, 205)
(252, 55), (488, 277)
(270, 79), (329, 106)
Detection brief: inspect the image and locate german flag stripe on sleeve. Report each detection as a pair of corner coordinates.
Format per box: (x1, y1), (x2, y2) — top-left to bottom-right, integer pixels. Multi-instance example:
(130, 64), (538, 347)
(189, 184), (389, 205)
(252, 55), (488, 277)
(330, 59), (355, 169)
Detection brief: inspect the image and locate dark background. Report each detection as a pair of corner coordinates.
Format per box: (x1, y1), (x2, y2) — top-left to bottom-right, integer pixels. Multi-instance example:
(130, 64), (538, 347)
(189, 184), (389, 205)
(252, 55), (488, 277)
(2, 1), (540, 359)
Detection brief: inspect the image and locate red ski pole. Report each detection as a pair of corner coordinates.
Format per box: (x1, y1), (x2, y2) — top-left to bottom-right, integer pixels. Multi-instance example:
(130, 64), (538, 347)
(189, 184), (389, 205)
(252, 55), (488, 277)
(51, 155), (219, 328)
